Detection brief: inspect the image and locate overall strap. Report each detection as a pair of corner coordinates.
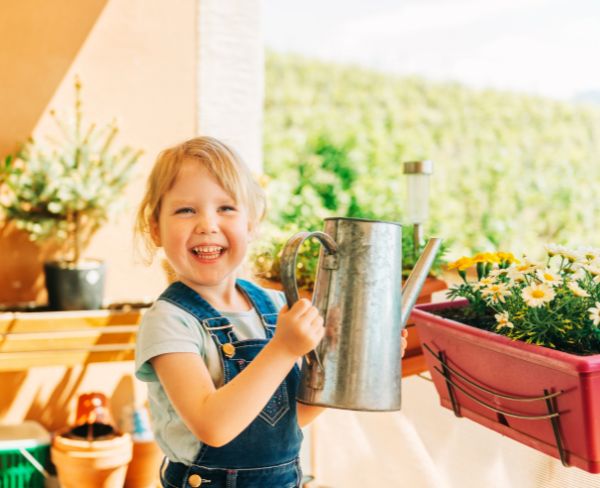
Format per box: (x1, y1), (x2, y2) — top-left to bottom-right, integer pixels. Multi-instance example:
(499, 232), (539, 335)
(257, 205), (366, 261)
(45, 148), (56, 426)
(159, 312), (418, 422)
(158, 280), (281, 343)
(158, 281), (234, 345)
(236, 279), (280, 328)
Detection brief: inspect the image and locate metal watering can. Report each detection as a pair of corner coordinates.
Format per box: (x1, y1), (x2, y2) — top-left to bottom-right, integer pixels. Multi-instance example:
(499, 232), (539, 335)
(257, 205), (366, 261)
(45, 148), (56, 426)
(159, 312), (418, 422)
(280, 217), (441, 411)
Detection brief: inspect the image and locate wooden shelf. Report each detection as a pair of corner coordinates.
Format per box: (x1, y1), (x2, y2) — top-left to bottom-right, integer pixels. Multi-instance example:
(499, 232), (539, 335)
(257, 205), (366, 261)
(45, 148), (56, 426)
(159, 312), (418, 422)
(0, 275), (446, 373)
(0, 309), (145, 371)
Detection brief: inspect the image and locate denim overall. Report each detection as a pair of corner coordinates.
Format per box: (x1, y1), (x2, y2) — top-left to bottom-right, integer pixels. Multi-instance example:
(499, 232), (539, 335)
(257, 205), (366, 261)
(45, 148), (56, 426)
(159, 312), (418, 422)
(159, 280), (304, 488)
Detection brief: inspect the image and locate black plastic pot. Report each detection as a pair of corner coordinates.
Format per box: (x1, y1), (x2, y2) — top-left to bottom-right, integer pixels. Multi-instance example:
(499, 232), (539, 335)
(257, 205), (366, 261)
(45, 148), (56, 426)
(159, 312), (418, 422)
(44, 260), (106, 310)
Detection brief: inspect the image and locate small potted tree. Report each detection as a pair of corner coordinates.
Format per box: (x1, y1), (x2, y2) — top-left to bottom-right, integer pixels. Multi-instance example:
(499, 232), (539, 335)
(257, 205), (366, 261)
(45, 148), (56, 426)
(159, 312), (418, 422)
(0, 78), (142, 310)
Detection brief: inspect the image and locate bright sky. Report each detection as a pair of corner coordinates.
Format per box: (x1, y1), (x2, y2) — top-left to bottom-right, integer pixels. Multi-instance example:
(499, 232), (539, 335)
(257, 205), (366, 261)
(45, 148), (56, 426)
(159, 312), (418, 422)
(263, 0), (600, 100)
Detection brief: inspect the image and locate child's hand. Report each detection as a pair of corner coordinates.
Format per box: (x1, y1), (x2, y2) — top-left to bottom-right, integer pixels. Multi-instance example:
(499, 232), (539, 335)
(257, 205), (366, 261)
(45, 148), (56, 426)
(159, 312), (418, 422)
(401, 328), (409, 358)
(272, 298), (324, 358)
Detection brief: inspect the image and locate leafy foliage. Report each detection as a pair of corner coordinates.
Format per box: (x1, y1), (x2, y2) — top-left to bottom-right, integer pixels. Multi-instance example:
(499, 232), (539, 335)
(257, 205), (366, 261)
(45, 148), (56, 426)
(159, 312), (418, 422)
(0, 78), (142, 263)
(252, 129), (447, 289)
(261, 52), (600, 262)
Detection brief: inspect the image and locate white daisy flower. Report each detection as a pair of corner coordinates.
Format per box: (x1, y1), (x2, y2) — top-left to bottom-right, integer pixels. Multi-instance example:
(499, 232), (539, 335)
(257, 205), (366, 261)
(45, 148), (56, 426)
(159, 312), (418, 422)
(489, 268), (508, 278)
(578, 247), (600, 262)
(567, 281), (590, 297)
(560, 249), (581, 263)
(473, 276), (495, 290)
(589, 303), (600, 326)
(545, 244), (567, 257)
(508, 260), (541, 280)
(494, 311), (514, 330)
(536, 269), (562, 287)
(507, 267), (525, 282)
(569, 267), (586, 281)
(522, 283), (556, 307)
(481, 283), (511, 304)
(584, 264), (600, 276)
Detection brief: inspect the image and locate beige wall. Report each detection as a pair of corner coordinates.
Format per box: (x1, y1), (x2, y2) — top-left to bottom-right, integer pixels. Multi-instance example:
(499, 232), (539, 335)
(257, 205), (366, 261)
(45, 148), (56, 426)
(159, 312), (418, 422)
(1, 0), (265, 306)
(0, 362), (145, 432)
(0, 0), (198, 432)
(1, 0), (198, 304)
(0, 0), (110, 154)
(0, 0), (265, 430)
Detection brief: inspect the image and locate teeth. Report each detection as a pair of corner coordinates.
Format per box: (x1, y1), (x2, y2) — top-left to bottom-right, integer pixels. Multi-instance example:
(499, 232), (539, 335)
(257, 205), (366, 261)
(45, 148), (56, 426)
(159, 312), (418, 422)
(192, 246), (223, 255)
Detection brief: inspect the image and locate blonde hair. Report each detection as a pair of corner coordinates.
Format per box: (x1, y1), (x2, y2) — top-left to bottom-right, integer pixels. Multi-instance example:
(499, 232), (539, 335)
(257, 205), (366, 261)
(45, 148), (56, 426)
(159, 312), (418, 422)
(135, 136), (266, 263)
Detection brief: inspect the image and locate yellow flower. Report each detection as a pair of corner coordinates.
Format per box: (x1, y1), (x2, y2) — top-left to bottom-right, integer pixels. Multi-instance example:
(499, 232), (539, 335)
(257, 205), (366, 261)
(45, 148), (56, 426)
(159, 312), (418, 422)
(447, 257), (475, 271)
(521, 283), (556, 307)
(495, 252), (519, 264)
(472, 252), (500, 264)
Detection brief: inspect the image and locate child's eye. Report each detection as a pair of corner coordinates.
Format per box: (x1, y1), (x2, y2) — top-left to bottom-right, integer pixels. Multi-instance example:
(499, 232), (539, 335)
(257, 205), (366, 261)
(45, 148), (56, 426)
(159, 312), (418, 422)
(219, 205), (237, 213)
(174, 207), (195, 215)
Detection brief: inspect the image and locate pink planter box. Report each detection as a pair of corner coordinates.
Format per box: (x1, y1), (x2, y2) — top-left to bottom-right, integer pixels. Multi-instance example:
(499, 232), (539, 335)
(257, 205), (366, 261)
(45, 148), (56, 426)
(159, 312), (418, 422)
(412, 300), (600, 473)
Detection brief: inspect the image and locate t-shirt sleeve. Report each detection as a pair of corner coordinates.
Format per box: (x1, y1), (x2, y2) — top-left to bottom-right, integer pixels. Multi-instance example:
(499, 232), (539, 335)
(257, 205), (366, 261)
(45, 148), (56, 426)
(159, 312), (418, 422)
(135, 301), (203, 382)
(264, 288), (287, 312)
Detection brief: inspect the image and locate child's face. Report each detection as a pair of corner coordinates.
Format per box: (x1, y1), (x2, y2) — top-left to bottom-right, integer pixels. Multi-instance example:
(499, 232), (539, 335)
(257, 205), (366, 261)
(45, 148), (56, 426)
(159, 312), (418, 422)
(152, 158), (252, 293)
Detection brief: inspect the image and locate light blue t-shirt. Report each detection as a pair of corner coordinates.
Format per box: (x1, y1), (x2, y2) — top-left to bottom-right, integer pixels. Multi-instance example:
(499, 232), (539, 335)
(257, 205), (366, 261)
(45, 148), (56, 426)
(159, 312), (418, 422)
(135, 287), (286, 464)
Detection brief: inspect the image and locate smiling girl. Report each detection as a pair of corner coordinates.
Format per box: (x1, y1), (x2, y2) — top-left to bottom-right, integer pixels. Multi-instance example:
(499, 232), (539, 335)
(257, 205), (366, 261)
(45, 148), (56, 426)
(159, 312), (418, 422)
(134, 136), (325, 487)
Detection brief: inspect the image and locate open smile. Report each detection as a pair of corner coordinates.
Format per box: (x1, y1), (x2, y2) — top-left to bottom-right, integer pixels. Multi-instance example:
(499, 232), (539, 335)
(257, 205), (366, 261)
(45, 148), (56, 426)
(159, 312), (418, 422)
(190, 245), (225, 261)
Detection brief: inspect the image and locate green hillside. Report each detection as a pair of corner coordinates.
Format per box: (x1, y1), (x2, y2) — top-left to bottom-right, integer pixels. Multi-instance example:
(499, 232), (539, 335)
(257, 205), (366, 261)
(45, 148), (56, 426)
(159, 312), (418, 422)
(263, 51), (600, 257)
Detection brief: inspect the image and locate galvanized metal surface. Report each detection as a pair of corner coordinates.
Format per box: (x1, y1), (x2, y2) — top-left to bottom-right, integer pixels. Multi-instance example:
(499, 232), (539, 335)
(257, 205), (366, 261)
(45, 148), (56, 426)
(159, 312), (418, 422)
(280, 217), (441, 411)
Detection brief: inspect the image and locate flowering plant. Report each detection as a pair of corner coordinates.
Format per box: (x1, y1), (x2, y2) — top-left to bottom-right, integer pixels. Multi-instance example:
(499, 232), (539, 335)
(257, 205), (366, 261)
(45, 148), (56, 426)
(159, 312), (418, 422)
(446, 245), (600, 355)
(0, 78), (142, 264)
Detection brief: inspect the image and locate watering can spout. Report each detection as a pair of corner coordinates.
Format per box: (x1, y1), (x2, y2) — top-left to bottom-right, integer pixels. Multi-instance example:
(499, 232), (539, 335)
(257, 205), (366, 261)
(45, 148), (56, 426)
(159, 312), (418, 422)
(401, 238), (442, 326)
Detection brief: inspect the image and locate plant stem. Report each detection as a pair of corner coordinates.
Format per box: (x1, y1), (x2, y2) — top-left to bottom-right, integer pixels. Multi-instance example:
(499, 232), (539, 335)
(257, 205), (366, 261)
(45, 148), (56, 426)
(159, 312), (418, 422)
(73, 209), (80, 264)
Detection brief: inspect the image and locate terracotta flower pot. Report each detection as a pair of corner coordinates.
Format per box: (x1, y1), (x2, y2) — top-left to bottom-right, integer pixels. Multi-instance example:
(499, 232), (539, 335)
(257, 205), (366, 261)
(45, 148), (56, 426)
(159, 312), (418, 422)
(124, 439), (163, 488)
(51, 432), (133, 488)
(0, 222), (62, 306)
(413, 300), (600, 473)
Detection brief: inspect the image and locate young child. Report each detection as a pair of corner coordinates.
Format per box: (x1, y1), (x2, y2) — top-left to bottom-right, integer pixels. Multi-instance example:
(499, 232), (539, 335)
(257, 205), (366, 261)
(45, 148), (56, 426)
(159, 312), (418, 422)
(135, 136), (408, 488)
(134, 136), (326, 488)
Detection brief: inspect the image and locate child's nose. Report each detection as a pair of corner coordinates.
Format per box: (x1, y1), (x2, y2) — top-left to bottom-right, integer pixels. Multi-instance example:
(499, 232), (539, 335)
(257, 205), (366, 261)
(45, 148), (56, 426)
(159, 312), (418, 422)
(194, 214), (218, 234)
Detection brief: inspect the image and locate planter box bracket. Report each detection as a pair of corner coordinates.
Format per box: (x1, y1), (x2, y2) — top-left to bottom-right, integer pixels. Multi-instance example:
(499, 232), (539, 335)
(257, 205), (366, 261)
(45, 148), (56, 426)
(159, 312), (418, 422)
(423, 342), (568, 467)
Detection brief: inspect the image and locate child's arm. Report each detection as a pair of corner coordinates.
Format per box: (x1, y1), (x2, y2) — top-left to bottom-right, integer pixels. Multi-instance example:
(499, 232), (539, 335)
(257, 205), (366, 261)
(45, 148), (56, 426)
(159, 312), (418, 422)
(151, 298), (323, 447)
(297, 403), (326, 427)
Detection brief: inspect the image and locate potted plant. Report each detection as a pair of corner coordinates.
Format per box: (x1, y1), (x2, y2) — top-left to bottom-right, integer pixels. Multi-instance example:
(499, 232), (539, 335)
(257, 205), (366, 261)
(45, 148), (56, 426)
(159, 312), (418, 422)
(412, 246), (600, 473)
(0, 78), (142, 310)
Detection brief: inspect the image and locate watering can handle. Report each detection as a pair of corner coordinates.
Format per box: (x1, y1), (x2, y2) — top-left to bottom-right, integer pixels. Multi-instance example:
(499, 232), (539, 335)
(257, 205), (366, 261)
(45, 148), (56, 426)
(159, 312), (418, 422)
(280, 231), (338, 368)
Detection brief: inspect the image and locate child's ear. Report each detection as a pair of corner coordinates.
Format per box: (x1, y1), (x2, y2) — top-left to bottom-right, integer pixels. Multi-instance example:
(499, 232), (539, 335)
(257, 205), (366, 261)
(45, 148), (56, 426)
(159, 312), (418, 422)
(150, 219), (161, 246)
